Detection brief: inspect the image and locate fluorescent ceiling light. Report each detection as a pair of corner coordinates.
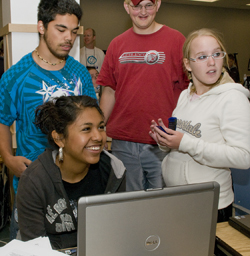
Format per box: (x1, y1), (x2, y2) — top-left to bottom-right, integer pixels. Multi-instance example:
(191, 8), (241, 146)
(247, 4), (250, 6)
(190, 0), (218, 2)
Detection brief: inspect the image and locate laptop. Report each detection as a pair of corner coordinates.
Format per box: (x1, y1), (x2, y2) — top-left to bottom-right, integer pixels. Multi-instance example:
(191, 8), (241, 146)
(228, 214), (250, 238)
(77, 181), (219, 256)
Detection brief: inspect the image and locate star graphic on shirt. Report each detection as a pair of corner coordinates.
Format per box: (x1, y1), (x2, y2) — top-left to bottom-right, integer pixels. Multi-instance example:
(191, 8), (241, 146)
(73, 77), (82, 96)
(49, 88), (72, 101)
(63, 83), (70, 90)
(36, 81), (57, 102)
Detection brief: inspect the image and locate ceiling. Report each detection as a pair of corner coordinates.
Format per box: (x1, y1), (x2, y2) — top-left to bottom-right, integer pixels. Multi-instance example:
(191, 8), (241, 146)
(161, 0), (250, 10)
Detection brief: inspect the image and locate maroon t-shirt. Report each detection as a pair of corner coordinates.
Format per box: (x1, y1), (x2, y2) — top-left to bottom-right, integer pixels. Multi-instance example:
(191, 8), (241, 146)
(97, 25), (188, 144)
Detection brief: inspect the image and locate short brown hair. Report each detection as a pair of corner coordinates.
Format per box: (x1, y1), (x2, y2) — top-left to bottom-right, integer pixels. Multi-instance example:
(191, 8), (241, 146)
(124, 0), (158, 4)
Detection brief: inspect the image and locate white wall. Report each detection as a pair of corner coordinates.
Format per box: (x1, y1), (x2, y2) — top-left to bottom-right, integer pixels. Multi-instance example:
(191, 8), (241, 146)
(2, 0), (40, 66)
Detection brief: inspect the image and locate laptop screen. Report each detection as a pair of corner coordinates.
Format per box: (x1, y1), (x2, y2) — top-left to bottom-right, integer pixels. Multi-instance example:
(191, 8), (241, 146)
(77, 182), (219, 256)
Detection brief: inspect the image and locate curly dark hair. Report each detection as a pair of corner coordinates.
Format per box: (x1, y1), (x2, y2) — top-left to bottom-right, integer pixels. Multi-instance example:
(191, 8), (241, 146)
(38, 0), (82, 29)
(34, 95), (104, 149)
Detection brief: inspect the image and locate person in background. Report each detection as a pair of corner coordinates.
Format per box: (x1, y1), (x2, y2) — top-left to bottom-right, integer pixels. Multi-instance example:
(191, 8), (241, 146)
(17, 95), (126, 249)
(97, 0), (188, 191)
(80, 28), (105, 72)
(0, 0), (96, 240)
(0, 39), (4, 79)
(226, 53), (240, 83)
(87, 66), (101, 101)
(150, 28), (250, 223)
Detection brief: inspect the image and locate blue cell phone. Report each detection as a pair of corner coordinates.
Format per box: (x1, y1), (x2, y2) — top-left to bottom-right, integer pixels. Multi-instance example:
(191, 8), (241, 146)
(168, 117), (177, 131)
(157, 125), (167, 133)
(157, 117), (177, 135)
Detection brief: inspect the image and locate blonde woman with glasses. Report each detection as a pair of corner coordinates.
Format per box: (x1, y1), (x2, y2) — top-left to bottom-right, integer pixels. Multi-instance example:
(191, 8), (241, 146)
(150, 28), (250, 222)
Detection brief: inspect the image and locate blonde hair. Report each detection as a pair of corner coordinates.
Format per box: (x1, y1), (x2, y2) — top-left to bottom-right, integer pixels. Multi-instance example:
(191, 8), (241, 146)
(183, 28), (228, 93)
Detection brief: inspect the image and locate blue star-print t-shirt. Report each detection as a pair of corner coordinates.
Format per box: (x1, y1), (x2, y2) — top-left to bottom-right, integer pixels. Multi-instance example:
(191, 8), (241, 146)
(0, 52), (96, 193)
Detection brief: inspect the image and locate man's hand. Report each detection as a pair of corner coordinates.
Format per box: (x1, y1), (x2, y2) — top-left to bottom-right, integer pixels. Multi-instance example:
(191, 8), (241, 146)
(5, 155), (32, 177)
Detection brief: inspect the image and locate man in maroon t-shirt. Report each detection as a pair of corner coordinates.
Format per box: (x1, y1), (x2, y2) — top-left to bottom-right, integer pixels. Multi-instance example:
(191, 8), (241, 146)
(97, 0), (189, 191)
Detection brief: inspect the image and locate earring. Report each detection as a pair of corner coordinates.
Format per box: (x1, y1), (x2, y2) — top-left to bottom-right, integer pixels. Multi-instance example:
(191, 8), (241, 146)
(59, 147), (64, 162)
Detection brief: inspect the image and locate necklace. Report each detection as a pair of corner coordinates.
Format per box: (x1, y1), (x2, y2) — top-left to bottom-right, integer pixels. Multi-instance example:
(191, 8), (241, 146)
(34, 48), (65, 66)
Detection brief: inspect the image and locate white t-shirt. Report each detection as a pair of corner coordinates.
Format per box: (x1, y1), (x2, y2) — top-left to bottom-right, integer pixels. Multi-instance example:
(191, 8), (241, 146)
(80, 46), (105, 72)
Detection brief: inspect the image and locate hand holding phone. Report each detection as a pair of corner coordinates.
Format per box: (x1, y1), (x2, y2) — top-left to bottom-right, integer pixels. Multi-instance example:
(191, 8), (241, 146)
(157, 125), (167, 133)
(157, 117), (177, 135)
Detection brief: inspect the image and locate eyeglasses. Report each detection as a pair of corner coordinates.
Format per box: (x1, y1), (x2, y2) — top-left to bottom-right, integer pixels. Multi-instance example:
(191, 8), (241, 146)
(91, 74), (99, 79)
(129, 3), (156, 11)
(189, 51), (226, 63)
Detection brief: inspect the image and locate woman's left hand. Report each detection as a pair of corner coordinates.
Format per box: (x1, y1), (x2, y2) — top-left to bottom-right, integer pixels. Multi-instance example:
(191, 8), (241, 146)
(149, 118), (184, 149)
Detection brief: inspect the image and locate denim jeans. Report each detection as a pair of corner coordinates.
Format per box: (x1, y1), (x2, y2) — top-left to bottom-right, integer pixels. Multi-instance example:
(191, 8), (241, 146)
(111, 140), (167, 191)
(10, 195), (19, 240)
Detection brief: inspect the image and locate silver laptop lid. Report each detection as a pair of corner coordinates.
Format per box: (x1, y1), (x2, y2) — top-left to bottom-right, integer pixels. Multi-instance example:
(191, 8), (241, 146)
(77, 181), (219, 256)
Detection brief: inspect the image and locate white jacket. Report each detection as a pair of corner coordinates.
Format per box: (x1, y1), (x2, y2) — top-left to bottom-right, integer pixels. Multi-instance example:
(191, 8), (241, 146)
(161, 76), (250, 209)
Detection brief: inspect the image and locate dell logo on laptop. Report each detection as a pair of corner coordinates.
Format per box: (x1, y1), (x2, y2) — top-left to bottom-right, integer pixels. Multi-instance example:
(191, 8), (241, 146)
(145, 235), (160, 251)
